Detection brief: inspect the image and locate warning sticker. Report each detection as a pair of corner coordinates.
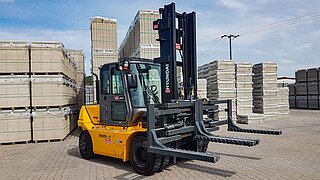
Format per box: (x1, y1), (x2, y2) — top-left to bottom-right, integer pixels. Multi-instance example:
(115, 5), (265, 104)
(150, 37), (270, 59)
(105, 138), (111, 144)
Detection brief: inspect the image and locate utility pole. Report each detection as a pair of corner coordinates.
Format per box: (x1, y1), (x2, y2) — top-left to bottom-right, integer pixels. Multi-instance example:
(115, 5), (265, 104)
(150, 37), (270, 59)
(221, 34), (240, 60)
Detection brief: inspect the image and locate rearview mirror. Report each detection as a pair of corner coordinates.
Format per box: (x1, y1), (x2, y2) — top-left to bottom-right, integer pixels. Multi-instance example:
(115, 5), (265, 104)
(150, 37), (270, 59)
(127, 73), (137, 88)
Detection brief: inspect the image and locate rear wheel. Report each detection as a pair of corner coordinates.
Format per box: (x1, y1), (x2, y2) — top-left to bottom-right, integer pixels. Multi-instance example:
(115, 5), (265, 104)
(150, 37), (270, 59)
(130, 135), (162, 175)
(79, 130), (95, 159)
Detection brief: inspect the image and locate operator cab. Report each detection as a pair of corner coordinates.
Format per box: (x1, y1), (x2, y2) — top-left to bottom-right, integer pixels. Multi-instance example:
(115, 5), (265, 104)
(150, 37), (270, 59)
(99, 58), (162, 126)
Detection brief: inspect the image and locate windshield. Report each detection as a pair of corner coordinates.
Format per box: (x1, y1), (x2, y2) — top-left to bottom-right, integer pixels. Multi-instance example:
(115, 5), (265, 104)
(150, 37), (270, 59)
(129, 63), (162, 107)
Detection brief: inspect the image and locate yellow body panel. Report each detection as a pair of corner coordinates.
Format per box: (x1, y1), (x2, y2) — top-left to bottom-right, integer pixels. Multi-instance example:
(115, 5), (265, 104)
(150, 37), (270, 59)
(78, 105), (146, 161)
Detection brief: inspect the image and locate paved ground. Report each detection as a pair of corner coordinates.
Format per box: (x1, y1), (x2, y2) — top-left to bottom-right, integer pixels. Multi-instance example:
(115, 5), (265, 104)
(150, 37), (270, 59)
(0, 109), (319, 180)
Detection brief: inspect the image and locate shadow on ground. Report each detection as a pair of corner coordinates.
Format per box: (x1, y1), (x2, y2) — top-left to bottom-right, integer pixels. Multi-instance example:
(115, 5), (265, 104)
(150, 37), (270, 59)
(175, 160), (236, 177)
(67, 147), (145, 179)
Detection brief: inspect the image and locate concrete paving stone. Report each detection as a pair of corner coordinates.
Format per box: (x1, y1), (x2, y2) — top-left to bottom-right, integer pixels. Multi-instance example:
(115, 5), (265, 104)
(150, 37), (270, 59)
(0, 109), (320, 179)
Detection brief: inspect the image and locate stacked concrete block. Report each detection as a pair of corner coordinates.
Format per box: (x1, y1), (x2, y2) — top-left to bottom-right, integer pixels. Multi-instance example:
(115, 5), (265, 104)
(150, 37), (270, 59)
(31, 75), (77, 107)
(0, 75), (30, 108)
(290, 67), (320, 109)
(197, 79), (207, 99)
(33, 106), (78, 141)
(253, 63), (279, 120)
(277, 87), (289, 118)
(198, 60), (237, 121)
(119, 10), (160, 59)
(31, 42), (77, 80)
(67, 49), (86, 109)
(237, 113), (265, 124)
(0, 41), (80, 143)
(0, 41), (29, 72)
(307, 68), (319, 109)
(91, 17), (118, 101)
(0, 109), (31, 143)
(288, 84), (296, 108)
(235, 63), (253, 115)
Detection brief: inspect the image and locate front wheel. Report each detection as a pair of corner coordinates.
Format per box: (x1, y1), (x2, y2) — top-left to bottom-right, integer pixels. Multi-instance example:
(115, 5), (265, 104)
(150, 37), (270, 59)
(79, 130), (95, 160)
(130, 135), (162, 175)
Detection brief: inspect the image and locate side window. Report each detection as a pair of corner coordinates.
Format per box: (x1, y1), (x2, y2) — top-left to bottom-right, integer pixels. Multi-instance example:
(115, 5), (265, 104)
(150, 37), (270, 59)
(101, 65), (110, 94)
(111, 68), (124, 95)
(111, 102), (127, 121)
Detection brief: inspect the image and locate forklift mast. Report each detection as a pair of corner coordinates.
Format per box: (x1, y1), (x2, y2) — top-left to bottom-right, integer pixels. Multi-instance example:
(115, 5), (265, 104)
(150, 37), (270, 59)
(153, 3), (197, 103)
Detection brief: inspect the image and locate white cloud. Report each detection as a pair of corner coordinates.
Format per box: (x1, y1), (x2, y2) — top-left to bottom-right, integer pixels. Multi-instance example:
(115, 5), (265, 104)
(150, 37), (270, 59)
(278, 58), (293, 64)
(218, 0), (249, 12)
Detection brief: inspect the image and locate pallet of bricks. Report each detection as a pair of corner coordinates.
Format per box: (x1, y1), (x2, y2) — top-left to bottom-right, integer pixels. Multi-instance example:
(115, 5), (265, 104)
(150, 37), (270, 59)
(293, 68), (320, 109)
(252, 63), (279, 120)
(0, 41), (79, 144)
(118, 10), (160, 59)
(236, 63), (264, 124)
(67, 49), (86, 110)
(198, 60), (237, 121)
(91, 17), (118, 101)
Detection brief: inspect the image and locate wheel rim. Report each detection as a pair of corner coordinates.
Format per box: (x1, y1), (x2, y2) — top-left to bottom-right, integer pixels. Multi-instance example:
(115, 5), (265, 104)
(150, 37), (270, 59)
(134, 144), (148, 168)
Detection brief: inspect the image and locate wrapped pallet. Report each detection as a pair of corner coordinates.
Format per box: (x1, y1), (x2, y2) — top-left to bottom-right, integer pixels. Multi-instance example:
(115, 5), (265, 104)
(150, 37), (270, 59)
(0, 109), (31, 143)
(0, 41), (29, 72)
(0, 75), (30, 108)
(119, 10), (160, 59)
(32, 106), (78, 141)
(67, 49), (86, 109)
(31, 75), (76, 107)
(0, 41), (80, 143)
(91, 17), (118, 101)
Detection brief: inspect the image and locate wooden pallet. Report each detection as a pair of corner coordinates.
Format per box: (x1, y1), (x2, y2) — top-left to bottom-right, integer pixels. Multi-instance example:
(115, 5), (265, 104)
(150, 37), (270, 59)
(0, 141), (30, 146)
(34, 139), (64, 143)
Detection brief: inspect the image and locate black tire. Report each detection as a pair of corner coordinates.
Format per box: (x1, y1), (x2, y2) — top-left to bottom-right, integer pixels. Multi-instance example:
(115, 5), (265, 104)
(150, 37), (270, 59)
(158, 155), (170, 171)
(130, 135), (162, 175)
(79, 130), (95, 160)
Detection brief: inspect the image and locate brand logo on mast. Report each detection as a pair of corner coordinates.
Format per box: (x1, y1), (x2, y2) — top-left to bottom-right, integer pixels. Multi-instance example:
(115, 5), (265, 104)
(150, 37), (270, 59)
(165, 64), (170, 93)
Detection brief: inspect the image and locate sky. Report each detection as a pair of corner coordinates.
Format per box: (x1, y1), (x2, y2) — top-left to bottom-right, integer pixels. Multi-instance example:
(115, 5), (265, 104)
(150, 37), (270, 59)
(0, 0), (319, 77)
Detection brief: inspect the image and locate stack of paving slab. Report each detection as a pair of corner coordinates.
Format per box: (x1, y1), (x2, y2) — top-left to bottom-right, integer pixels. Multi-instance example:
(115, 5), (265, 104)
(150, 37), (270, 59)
(91, 17), (118, 101)
(0, 41), (80, 144)
(198, 60), (237, 121)
(277, 87), (290, 118)
(252, 63), (279, 120)
(235, 63), (253, 115)
(235, 63), (264, 124)
(197, 79), (207, 99)
(119, 10), (160, 59)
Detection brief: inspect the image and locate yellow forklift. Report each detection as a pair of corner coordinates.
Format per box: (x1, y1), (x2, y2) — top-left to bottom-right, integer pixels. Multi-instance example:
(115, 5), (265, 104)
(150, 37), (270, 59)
(78, 3), (281, 175)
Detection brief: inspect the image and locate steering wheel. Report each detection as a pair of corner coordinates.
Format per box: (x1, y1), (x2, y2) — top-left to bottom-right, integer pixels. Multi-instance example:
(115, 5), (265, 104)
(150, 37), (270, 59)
(150, 85), (158, 95)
